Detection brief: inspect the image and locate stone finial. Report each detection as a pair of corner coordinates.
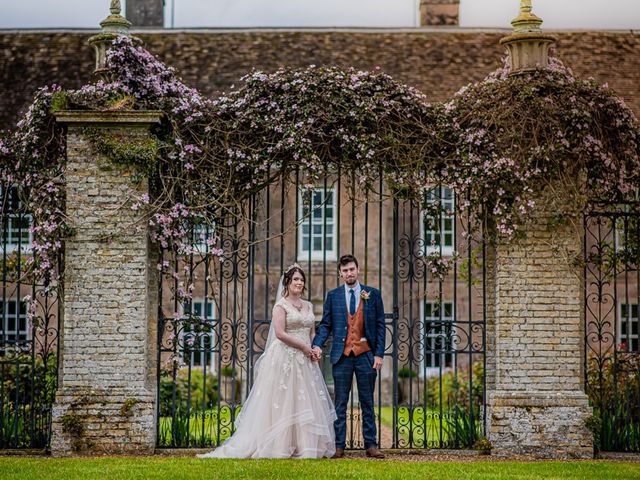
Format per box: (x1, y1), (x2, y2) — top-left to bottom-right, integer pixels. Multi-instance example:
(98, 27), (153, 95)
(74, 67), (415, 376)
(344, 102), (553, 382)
(499, 0), (556, 74)
(101, 0), (132, 36)
(511, 0), (543, 33)
(111, 0), (122, 15)
(88, 1), (140, 78)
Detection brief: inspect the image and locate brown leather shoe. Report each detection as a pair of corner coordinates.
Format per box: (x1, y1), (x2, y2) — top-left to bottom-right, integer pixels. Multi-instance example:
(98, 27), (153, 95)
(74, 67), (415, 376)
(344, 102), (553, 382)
(365, 447), (385, 459)
(331, 448), (345, 459)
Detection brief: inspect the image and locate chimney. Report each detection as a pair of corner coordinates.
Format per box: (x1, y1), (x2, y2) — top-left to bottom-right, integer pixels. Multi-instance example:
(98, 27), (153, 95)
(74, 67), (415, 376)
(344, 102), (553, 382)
(419, 0), (460, 26)
(126, 0), (164, 28)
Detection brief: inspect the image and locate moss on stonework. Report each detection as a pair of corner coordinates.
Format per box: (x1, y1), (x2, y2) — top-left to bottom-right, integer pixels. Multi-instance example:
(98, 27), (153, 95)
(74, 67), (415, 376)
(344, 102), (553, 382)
(84, 127), (160, 175)
(105, 95), (136, 111)
(50, 91), (70, 113)
(60, 412), (85, 438)
(120, 398), (141, 416)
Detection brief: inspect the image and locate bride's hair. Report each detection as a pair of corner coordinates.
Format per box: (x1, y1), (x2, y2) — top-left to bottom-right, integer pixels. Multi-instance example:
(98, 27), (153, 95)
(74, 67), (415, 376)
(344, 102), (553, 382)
(282, 265), (306, 297)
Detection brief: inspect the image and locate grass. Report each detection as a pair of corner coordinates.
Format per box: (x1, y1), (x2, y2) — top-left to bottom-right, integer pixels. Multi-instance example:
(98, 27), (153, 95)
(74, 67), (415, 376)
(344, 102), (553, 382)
(1, 457), (640, 480)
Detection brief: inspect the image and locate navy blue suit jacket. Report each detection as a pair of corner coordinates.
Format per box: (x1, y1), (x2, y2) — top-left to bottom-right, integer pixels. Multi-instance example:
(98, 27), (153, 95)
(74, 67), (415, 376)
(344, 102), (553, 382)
(312, 285), (386, 364)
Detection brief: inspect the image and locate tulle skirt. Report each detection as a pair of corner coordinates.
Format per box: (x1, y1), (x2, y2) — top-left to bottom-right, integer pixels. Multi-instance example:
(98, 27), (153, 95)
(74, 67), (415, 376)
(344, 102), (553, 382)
(197, 340), (336, 459)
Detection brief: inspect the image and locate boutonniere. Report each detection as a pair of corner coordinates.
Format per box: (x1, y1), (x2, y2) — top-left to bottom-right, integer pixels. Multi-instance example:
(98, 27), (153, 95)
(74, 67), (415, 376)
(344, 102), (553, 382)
(360, 290), (370, 301)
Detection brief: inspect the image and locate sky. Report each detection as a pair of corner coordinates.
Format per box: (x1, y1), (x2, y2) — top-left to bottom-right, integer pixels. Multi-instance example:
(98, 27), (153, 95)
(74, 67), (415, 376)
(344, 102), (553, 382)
(0, 0), (638, 30)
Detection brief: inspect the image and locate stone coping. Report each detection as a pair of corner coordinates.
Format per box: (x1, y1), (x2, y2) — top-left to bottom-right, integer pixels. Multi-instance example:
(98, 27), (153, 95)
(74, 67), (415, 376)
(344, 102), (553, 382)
(488, 390), (590, 407)
(55, 110), (163, 125)
(499, 32), (558, 45)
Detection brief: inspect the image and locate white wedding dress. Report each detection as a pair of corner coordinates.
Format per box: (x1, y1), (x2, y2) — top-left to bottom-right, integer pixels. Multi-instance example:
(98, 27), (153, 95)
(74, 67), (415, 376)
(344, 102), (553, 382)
(198, 299), (336, 458)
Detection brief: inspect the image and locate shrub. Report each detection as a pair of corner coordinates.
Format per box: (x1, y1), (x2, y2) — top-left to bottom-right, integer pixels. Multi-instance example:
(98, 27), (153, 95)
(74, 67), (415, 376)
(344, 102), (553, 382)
(0, 352), (58, 447)
(159, 367), (218, 417)
(473, 437), (492, 455)
(397, 367), (418, 378)
(586, 352), (640, 452)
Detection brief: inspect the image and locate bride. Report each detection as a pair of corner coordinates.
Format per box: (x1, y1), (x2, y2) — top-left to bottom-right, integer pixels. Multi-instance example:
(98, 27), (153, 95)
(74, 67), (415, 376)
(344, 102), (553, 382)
(197, 263), (336, 458)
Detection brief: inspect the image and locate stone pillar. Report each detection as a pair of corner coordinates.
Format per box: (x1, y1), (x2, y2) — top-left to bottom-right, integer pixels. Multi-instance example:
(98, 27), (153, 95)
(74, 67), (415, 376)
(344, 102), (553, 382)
(126, 0), (164, 28)
(485, 194), (593, 458)
(51, 111), (162, 456)
(419, 0), (460, 26)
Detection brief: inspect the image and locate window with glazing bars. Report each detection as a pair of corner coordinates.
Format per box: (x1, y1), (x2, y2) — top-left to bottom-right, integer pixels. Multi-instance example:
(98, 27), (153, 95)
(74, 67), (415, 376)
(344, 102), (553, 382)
(181, 300), (216, 370)
(619, 303), (639, 352)
(423, 301), (455, 369)
(0, 299), (29, 345)
(422, 187), (455, 256)
(298, 187), (336, 261)
(1, 186), (32, 253)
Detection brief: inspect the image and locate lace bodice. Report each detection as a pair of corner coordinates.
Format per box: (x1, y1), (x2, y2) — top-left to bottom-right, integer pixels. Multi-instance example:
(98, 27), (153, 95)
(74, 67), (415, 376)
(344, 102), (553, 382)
(274, 299), (315, 342)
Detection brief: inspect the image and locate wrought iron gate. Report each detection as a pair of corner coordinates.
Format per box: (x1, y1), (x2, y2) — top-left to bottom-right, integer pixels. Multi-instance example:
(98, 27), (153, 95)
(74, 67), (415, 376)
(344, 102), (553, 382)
(156, 174), (486, 449)
(585, 201), (640, 452)
(0, 186), (60, 450)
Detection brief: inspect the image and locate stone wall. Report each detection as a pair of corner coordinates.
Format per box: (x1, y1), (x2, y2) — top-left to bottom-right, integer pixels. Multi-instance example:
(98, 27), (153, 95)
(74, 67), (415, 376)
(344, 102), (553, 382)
(486, 193), (593, 458)
(50, 112), (161, 455)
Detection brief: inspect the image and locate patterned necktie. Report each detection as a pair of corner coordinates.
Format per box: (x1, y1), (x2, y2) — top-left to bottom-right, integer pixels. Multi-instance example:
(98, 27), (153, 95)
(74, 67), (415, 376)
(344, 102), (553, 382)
(349, 289), (356, 316)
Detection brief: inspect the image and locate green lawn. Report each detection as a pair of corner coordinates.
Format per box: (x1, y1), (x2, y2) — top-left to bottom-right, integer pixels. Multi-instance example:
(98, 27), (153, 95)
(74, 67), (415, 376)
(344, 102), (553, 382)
(1, 457), (640, 480)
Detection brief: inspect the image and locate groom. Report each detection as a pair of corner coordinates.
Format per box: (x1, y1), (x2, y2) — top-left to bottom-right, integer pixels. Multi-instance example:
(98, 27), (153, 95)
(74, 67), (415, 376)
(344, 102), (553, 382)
(311, 254), (386, 459)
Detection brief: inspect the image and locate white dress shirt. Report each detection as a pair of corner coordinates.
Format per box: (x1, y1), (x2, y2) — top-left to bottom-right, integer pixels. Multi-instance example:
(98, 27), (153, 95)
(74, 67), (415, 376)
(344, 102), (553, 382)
(344, 282), (362, 313)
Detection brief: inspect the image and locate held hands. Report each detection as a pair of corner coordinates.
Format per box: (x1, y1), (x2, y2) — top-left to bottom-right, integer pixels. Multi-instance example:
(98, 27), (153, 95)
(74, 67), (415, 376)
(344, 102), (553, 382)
(306, 346), (323, 362)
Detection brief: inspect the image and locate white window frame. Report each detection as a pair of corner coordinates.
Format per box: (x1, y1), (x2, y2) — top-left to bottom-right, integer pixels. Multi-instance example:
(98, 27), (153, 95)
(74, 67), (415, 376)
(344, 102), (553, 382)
(0, 299), (30, 345)
(618, 303), (639, 353)
(1, 185), (33, 253)
(4, 213), (33, 253)
(421, 187), (455, 257)
(297, 186), (337, 262)
(180, 299), (217, 372)
(420, 300), (455, 377)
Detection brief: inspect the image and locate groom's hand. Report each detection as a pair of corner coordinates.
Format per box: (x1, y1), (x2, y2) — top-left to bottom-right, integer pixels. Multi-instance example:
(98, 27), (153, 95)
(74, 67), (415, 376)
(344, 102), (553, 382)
(373, 356), (383, 370)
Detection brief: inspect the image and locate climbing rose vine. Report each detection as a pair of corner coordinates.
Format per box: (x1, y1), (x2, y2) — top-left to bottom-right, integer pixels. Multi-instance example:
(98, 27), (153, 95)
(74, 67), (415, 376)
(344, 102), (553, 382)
(435, 58), (639, 236)
(0, 36), (638, 286)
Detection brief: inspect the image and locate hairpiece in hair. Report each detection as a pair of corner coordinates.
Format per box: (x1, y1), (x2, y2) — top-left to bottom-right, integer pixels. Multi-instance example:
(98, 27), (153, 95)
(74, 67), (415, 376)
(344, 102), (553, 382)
(285, 263), (302, 274)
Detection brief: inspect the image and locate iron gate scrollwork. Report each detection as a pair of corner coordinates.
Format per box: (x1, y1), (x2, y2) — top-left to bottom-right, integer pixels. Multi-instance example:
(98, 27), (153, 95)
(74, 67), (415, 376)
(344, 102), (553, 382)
(392, 194), (486, 449)
(156, 173), (487, 449)
(0, 185), (60, 450)
(585, 201), (640, 453)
